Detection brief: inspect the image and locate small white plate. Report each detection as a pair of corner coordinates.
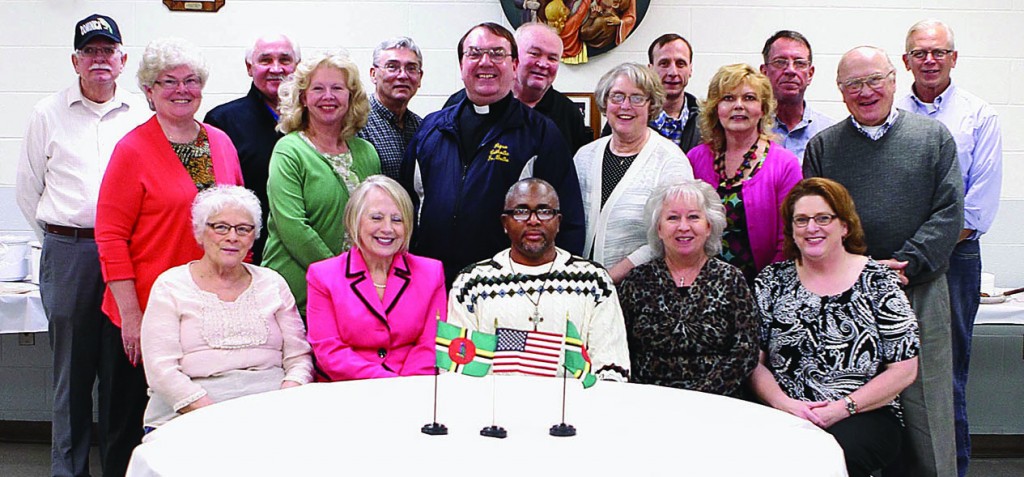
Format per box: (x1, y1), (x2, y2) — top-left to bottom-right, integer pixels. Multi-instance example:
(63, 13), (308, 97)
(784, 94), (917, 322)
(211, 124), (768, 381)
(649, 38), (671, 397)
(980, 295), (1007, 305)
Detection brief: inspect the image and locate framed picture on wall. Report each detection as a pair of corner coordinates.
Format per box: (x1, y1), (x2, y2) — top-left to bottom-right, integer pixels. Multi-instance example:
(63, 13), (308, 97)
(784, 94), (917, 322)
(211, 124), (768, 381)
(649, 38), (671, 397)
(164, 0), (225, 12)
(566, 92), (601, 140)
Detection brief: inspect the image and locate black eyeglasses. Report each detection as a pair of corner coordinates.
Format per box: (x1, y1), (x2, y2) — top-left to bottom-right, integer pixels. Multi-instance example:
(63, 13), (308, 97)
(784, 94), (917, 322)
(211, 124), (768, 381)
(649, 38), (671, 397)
(907, 49), (954, 61)
(207, 222), (256, 236)
(792, 214), (837, 228)
(502, 208), (559, 222)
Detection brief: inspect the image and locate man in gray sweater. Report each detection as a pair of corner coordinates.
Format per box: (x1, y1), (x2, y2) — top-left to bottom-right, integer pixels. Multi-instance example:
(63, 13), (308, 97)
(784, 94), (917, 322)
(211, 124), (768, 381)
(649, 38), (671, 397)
(804, 46), (963, 477)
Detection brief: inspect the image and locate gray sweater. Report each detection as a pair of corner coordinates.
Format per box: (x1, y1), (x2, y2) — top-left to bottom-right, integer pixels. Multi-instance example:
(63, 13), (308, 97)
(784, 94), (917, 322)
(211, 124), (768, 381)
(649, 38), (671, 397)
(803, 112), (964, 285)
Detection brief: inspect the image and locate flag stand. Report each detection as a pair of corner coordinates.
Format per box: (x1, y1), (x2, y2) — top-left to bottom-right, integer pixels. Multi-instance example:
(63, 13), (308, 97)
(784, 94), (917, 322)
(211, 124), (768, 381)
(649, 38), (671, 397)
(421, 369), (448, 435)
(480, 375), (507, 438)
(549, 370), (576, 436)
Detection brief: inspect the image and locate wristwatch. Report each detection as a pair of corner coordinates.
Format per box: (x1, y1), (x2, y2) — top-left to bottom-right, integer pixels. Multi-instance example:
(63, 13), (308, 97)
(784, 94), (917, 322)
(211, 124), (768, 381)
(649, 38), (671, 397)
(843, 395), (858, 415)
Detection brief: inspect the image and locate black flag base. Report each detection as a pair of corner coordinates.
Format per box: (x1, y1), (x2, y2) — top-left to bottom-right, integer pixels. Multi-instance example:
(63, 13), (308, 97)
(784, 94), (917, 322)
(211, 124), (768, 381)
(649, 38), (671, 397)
(480, 425), (508, 439)
(421, 422), (448, 435)
(549, 422), (576, 437)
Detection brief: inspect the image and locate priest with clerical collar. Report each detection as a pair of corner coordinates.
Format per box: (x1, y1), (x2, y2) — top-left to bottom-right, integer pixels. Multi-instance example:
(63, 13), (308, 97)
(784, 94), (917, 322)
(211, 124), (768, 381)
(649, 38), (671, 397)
(400, 22), (585, 288)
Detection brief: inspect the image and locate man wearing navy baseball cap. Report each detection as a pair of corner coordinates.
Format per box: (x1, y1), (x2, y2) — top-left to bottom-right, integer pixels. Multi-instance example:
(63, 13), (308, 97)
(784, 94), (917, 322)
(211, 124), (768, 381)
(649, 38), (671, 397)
(17, 13), (148, 477)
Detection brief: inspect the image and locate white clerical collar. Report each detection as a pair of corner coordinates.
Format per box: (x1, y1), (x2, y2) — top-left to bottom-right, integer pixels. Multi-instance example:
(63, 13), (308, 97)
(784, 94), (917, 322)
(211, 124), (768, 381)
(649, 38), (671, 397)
(473, 103), (490, 114)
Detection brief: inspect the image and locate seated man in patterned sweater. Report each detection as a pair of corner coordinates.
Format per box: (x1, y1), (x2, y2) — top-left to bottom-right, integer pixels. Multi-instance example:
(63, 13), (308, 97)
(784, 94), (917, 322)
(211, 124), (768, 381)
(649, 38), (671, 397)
(447, 178), (630, 382)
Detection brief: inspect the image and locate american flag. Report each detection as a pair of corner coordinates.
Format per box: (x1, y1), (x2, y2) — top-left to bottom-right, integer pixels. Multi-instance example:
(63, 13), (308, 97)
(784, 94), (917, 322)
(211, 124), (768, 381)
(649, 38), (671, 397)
(493, 328), (562, 376)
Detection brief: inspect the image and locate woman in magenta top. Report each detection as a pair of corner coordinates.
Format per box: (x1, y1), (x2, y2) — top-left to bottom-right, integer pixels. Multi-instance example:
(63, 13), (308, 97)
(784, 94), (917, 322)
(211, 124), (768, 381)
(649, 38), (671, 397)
(96, 38), (243, 368)
(306, 176), (445, 381)
(688, 63), (802, 285)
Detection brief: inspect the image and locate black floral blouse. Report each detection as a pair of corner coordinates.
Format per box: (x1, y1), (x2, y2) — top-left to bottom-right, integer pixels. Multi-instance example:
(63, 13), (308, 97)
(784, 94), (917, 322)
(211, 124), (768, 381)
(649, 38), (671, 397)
(753, 259), (920, 418)
(620, 258), (759, 398)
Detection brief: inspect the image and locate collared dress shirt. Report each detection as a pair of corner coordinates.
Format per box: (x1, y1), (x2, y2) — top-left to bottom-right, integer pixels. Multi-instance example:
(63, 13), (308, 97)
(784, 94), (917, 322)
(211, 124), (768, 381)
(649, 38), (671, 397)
(358, 95), (422, 180)
(850, 109), (900, 141)
(897, 81), (1003, 238)
(651, 106), (689, 147)
(16, 85), (148, 238)
(771, 103), (836, 162)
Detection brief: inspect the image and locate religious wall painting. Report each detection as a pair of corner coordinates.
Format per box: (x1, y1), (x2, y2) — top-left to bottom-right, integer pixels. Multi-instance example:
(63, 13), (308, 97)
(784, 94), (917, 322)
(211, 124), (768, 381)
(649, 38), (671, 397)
(501, 0), (650, 64)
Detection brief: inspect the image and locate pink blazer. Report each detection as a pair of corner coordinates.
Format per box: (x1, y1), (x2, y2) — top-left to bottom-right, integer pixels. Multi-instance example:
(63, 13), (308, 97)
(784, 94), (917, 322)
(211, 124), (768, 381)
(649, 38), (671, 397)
(306, 250), (446, 381)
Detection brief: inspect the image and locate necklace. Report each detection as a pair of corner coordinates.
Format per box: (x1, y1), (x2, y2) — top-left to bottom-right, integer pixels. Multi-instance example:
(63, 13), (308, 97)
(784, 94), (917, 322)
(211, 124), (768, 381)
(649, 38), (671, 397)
(714, 138), (768, 189)
(507, 250), (560, 331)
(373, 282), (387, 289)
(669, 256), (707, 287)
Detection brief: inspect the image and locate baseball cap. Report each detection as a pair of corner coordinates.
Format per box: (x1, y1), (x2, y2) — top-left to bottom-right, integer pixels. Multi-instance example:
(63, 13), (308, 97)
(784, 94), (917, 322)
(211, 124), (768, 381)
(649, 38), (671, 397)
(74, 14), (122, 50)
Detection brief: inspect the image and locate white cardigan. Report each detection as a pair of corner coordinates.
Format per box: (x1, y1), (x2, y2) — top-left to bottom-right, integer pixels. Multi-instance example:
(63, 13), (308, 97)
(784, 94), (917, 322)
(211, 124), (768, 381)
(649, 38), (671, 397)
(575, 129), (694, 268)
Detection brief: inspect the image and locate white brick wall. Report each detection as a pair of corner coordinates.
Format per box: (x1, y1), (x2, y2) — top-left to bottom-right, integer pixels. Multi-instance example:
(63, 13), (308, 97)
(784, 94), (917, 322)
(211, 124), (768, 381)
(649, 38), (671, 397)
(0, 3), (1021, 417)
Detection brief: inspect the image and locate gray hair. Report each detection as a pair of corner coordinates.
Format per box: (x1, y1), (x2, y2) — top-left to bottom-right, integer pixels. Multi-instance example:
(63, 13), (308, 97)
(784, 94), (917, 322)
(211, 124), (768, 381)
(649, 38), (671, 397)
(245, 33), (301, 65)
(343, 175), (416, 253)
(137, 37), (209, 90)
(645, 179), (726, 259)
(190, 185), (263, 243)
(594, 63), (665, 118)
(906, 19), (955, 51)
(372, 36), (423, 66)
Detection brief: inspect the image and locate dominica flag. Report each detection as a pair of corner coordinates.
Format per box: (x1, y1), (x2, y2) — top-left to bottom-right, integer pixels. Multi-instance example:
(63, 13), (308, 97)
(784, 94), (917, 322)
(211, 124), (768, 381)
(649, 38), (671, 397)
(435, 321), (497, 377)
(564, 320), (597, 388)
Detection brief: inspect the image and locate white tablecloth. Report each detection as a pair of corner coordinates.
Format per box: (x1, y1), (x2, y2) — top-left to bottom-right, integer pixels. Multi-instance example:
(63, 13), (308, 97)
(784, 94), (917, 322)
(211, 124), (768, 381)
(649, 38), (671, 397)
(0, 285), (46, 334)
(976, 294), (1024, 325)
(128, 374), (847, 476)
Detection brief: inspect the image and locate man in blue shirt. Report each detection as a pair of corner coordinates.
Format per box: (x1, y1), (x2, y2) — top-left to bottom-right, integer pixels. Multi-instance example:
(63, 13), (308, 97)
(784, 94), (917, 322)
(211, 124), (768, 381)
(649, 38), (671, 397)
(897, 19), (1003, 477)
(760, 30), (835, 161)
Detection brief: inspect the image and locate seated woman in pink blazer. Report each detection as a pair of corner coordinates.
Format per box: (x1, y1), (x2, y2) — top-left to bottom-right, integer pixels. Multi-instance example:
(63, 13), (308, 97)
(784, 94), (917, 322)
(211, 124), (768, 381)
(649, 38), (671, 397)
(306, 175), (445, 380)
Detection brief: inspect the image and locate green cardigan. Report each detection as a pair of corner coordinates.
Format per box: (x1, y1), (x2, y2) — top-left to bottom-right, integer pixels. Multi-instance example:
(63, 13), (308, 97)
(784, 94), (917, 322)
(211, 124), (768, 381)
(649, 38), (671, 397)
(262, 132), (381, 316)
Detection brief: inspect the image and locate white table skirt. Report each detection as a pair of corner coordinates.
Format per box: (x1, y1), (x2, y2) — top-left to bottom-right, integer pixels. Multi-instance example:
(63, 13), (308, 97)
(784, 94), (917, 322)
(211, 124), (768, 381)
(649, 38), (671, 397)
(0, 286), (45, 334)
(976, 294), (1024, 325)
(128, 374), (847, 476)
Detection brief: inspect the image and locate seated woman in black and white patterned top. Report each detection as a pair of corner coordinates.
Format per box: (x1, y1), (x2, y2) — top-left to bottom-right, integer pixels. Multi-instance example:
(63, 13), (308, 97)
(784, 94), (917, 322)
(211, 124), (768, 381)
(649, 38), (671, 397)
(750, 177), (920, 477)
(619, 179), (758, 398)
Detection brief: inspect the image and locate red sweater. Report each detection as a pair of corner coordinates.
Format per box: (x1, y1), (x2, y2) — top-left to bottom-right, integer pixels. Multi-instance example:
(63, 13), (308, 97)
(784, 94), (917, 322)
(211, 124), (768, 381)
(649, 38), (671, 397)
(96, 116), (244, 327)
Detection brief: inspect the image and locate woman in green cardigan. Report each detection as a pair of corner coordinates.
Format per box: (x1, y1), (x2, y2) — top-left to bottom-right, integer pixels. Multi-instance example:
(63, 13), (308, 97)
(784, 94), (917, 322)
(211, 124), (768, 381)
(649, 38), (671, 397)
(263, 51), (381, 317)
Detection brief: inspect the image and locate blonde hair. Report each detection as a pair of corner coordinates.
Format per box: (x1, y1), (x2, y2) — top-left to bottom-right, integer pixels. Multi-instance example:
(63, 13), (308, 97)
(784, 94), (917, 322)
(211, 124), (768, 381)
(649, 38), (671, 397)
(276, 51), (369, 141)
(343, 175), (415, 253)
(698, 63), (777, 154)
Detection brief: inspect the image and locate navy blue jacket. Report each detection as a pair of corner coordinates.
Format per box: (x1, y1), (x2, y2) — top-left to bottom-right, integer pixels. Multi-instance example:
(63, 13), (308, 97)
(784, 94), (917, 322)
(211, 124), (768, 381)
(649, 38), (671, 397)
(400, 96), (585, 286)
(204, 83), (282, 264)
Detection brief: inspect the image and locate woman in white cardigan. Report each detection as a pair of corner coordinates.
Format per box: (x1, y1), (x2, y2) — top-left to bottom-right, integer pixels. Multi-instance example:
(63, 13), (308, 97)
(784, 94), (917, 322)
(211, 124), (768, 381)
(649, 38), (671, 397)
(575, 63), (693, 283)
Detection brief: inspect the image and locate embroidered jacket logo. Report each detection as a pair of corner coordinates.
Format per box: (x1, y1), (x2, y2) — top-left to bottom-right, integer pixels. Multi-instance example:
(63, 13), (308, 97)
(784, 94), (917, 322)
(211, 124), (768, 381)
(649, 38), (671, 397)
(80, 18), (114, 36)
(488, 143), (509, 163)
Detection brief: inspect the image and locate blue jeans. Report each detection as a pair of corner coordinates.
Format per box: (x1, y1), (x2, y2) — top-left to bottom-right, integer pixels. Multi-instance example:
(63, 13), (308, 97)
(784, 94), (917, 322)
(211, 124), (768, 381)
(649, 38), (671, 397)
(947, 239), (981, 477)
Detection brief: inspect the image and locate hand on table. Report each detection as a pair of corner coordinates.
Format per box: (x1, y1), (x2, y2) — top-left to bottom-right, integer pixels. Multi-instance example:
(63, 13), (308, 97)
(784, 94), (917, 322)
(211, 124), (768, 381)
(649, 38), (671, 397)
(280, 380), (301, 390)
(180, 395), (215, 414)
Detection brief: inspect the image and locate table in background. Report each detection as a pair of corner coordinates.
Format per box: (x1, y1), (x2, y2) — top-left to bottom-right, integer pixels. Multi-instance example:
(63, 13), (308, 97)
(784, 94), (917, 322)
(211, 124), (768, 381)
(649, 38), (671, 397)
(969, 294), (1024, 434)
(127, 374), (847, 476)
(0, 282), (45, 334)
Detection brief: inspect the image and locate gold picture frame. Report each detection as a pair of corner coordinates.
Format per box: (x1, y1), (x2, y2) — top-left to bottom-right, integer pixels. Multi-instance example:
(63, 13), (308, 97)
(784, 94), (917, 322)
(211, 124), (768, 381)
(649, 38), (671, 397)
(163, 0), (225, 12)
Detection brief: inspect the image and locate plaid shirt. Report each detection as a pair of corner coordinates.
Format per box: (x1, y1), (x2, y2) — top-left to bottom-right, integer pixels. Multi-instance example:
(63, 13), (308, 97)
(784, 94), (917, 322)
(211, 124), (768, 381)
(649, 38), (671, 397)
(850, 109), (899, 141)
(357, 95), (422, 179)
(650, 97), (691, 147)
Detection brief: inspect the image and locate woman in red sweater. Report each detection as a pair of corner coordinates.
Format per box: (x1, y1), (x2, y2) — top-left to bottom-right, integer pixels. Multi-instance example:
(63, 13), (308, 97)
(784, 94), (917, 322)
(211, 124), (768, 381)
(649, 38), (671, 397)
(95, 37), (243, 450)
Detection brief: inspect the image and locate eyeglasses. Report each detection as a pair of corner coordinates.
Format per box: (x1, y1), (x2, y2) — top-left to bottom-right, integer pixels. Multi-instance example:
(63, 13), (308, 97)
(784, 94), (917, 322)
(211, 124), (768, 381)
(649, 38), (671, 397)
(907, 49), (954, 61)
(503, 207), (559, 222)
(768, 58), (811, 71)
(376, 62), (422, 76)
(207, 222), (256, 236)
(76, 46), (121, 58)
(464, 47), (510, 63)
(839, 71), (894, 94)
(792, 214), (837, 228)
(608, 93), (649, 106)
(154, 76), (203, 90)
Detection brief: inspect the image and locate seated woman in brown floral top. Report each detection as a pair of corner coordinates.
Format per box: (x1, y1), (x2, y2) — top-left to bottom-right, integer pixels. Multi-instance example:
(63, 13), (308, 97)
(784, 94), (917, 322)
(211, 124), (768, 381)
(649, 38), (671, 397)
(750, 178), (920, 477)
(619, 179), (758, 397)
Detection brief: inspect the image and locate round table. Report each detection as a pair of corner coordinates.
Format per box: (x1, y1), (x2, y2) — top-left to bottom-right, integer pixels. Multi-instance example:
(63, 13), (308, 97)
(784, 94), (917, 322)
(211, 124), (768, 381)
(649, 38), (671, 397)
(127, 374), (847, 476)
